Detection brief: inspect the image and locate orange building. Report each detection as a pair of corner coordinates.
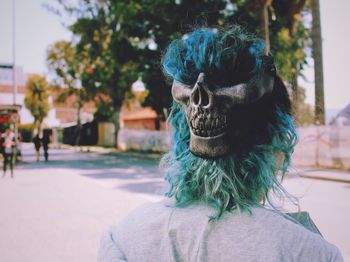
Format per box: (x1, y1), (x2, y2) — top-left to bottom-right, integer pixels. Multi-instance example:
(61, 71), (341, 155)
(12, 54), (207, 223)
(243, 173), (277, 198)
(50, 89), (96, 124)
(122, 107), (165, 130)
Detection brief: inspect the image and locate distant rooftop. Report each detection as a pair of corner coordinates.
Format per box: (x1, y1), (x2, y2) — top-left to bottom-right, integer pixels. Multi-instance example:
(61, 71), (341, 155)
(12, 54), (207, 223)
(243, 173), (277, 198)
(122, 107), (158, 121)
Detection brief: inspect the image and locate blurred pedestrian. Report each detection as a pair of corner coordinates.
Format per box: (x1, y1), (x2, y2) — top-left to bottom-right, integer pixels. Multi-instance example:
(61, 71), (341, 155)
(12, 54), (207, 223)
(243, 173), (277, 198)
(33, 129), (41, 162)
(42, 130), (51, 162)
(0, 131), (4, 162)
(16, 132), (22, 161)
(2, 127), (15, 178)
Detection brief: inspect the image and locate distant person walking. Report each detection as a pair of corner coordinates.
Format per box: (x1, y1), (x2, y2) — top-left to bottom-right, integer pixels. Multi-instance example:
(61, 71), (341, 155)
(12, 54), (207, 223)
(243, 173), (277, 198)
(42, 130), (51, 162)
(33, 130), (41, 162)
(0, 132), (4, 158)
(2, 128), (16, 178)
(0, 132), (4, 166)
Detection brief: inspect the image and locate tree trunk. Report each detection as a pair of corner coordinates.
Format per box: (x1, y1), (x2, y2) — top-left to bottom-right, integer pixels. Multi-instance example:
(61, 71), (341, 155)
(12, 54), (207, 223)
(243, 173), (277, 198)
(291, 66), (299, 118)
(75, 101), (82, 147)
(113, 106), (120, 148)
(311, 0), (325, 125)
(256, 0), (272, 54)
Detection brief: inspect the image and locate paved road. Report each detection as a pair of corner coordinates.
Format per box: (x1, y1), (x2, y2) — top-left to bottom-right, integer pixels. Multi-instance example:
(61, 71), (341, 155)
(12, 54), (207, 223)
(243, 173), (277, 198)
(0, 144), (349, 261)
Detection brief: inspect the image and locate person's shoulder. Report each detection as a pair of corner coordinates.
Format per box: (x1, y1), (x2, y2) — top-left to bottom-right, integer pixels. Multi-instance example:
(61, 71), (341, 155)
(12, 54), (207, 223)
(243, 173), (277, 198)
(111, 200), (172, 234)
(251, 208), (343, 261)
(99, 202), (171, 261)
(122, 199), (172, 220)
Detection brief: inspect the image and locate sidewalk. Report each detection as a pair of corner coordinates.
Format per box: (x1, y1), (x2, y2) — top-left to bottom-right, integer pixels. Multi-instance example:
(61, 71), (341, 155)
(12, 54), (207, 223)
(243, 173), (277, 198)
(290, 166), (350, 184)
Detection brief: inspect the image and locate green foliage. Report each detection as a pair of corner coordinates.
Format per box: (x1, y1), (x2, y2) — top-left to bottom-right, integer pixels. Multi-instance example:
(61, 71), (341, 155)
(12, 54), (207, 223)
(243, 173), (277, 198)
(272, 26), (309, 83)
(93, 101), (114, 122)
(46, 40), (90, 109)
(63, 1), (141, 110)
(24, 74), (50, 127)
(47, 40), (83, 89)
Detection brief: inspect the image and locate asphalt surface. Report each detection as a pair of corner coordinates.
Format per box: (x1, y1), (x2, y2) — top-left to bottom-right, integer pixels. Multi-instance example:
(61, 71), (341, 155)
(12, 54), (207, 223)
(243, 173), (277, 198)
(0, 143), (349, 262)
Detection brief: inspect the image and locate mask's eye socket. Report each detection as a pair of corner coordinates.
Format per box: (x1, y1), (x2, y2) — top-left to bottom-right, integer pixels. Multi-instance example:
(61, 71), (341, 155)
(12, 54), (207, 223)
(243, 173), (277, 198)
(211, 47), (258, 87)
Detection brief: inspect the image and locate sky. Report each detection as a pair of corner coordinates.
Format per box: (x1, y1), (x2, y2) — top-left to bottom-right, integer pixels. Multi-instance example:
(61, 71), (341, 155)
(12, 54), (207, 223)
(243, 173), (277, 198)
(0, 0), (349, 110)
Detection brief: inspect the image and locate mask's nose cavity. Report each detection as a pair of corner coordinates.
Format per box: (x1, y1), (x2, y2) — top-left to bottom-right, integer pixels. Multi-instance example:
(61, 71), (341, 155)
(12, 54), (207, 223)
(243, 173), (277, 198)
(191, 72), (211, 108)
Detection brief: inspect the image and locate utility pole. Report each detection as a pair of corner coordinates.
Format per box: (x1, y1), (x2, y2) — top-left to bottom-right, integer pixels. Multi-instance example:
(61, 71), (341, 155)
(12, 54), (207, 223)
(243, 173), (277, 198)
(12, 0), (19, 163)
(312, 0), (325, 125)
(12, 0), (17, 106)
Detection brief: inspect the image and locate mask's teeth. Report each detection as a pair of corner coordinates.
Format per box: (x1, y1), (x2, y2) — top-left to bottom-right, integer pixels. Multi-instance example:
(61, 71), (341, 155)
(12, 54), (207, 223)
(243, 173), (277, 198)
(205, 119), (210, 129)
(190, 112), (227, 137)
(195, 118), (199, 128)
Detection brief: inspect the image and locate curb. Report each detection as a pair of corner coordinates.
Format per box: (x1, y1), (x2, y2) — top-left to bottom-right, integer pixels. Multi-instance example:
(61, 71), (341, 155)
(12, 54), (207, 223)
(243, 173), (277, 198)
(298, 174), (350, 184)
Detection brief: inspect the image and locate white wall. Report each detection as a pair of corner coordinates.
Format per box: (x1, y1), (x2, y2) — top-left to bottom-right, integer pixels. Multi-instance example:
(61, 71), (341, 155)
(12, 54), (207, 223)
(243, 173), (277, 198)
(117, 126), (350, 170)
(118, 128), (172, 152)
(293, 126), (350, 169)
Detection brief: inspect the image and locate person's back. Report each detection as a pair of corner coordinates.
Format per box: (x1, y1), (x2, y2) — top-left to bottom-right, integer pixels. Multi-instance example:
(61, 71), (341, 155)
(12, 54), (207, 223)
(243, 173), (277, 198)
(99, 201), (342, 262)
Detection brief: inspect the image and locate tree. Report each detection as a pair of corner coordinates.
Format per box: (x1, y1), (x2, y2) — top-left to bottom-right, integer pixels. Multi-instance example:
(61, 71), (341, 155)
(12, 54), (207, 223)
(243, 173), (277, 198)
(311, 0), (325, 125)
(24, 74), (50, 131)
(50, 0), (142, 147)
(47, 40), (90, 145)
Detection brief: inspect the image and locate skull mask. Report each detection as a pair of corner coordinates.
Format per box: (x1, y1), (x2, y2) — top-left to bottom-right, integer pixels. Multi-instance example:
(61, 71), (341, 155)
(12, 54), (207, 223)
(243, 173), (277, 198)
(171, 56), (276, 158)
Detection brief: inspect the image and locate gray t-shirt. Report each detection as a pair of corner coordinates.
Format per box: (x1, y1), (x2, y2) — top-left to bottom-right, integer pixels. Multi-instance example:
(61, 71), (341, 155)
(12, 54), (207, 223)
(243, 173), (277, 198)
(98, 201), (343, 262)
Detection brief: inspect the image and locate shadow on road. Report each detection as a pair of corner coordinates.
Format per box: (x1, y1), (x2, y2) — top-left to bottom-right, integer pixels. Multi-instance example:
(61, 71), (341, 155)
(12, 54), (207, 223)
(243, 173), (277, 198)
(17, 150), (161, 171)
(15, 147), (166, 196)
(117, 181), (168, 195)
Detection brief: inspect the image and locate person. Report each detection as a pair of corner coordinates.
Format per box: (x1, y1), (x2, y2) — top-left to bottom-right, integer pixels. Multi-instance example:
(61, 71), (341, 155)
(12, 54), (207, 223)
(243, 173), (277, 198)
(2, 127), (15, 178)
(33, 130), (41, 162)
(0, 131), (4, 155)
(42, 130), (51, 162)
(98, 26), (343, 262)
(16, 132), (22, 161)
(0, 131), (4, 164)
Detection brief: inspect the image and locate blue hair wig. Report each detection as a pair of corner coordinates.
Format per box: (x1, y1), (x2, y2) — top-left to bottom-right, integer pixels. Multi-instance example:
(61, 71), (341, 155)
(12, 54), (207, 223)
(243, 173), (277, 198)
(161, 26), (298, 219)
(162, 26), (266, 86)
